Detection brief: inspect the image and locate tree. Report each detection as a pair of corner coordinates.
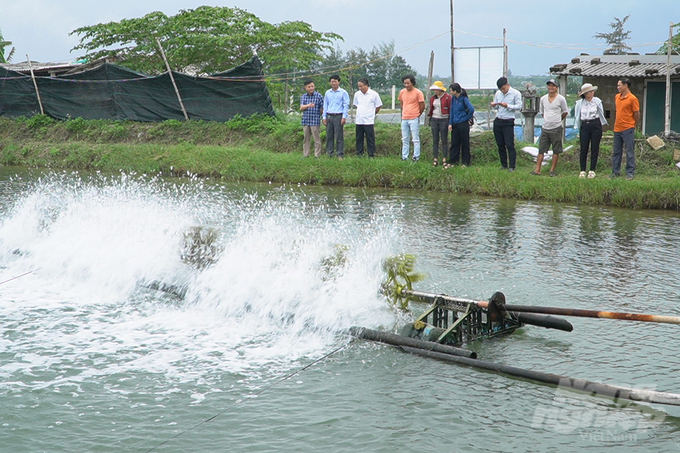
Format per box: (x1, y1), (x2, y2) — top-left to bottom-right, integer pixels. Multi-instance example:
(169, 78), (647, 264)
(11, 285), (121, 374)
(594, 16), (632, 55)
(317, 41), (418, 93)
(0, 11), (15, 63)
(70, 6), (342, 75)
(656, 22), (680, 55)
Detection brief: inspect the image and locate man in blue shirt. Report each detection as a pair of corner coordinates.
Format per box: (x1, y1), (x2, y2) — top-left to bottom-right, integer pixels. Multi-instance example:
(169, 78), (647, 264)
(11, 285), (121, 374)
(322, 74), (350, 159)
(300, 79), (324, 158)
(491, 77), (522, 172)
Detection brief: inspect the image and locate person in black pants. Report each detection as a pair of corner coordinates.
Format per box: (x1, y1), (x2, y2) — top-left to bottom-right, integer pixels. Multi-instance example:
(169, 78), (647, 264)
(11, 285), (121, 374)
(574, 83), (608, 179)
(447, 83), (475, 168)
(491, 77), (522, 171)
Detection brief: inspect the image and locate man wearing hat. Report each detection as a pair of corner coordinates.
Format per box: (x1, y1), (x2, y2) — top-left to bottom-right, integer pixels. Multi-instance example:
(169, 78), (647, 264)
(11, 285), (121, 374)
(531, 79), (568, 176)
(491, 77), (522, 171)
(612, 77), (640, 180)
(574, 83), (607, 178)
(427, 80), (451, 166)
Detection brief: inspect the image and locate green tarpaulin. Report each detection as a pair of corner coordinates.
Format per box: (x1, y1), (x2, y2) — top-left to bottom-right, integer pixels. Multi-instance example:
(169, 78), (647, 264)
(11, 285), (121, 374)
(0, 57), (274, 121)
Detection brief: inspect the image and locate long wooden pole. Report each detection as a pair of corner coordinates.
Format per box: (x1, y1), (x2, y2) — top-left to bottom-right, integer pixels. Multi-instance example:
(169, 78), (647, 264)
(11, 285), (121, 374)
(404, 289), (680, 326)
(26, 54), (44, 115)
(425, 51), (434, 127)
(156, 38), (189, 121)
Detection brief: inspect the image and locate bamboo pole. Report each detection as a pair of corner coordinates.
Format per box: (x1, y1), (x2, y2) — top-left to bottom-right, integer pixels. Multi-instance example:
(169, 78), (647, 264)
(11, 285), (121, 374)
(156, 38), (189, 121)
(425, 51), (434, 126)
(26, 55), (44, 115)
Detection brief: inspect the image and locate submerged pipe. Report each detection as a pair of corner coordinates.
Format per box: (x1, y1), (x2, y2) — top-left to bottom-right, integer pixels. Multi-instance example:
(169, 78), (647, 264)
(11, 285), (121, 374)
(515, 312), (573, 332)
(349, 326), (477, 359)
(400, 346), (680, 407)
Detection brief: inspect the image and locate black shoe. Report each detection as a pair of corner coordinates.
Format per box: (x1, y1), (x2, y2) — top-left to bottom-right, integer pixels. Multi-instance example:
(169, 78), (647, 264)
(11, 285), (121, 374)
(412, 156), (419, 162)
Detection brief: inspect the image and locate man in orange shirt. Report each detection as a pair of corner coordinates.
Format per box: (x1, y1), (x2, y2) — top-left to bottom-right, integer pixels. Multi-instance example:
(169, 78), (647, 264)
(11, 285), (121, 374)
(611, 78), (640, 180)
(398, 74), (425, 161)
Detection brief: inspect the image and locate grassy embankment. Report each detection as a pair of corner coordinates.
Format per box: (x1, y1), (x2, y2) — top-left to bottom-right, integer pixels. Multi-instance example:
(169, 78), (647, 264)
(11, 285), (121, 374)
(1, 114), (679, 210)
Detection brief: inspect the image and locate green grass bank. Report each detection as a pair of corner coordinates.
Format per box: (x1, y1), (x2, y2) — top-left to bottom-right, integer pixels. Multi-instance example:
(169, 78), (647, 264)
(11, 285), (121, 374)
(1, 114), (679, 210)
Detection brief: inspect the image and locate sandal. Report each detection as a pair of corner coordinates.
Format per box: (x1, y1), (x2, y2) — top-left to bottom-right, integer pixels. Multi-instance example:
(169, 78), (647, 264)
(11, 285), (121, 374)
(433, 159), (438, 167)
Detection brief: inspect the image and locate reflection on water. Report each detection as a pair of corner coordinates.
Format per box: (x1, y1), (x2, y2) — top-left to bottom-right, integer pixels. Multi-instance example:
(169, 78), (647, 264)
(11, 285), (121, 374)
(1, 168), (680, 452)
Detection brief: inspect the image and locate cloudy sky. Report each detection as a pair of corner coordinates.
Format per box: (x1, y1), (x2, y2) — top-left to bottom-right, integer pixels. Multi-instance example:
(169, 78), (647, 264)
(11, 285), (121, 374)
(1, 0), (676, 76)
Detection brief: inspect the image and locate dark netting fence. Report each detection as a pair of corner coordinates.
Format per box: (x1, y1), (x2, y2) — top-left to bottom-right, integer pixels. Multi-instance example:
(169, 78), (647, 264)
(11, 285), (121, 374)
(0, 56), (275, 122)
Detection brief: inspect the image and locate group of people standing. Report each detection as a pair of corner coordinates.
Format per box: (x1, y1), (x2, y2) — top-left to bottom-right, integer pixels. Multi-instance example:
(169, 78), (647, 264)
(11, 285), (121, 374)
(300, 75), (382, 159)
(497, 76), (639, 180)
(301, 74), (640, 180)
(427, 81), (476, 168)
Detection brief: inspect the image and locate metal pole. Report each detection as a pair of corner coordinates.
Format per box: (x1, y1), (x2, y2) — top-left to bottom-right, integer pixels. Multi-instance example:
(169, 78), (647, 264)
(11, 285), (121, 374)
(156, 38), (189, 121)
(26, 54), (44, 115)
(450, 0), (455, 83)
(665, 22), (673, 137)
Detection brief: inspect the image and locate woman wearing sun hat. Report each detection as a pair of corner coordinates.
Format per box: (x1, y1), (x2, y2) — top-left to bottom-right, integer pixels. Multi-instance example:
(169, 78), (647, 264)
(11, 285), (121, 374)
(574, 83), (608, 178)
(427, 80), (451, 167)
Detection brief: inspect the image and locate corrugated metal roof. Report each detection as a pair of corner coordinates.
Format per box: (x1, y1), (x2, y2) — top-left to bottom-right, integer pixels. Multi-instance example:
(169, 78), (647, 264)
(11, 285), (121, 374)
(550, 54), (680, 78)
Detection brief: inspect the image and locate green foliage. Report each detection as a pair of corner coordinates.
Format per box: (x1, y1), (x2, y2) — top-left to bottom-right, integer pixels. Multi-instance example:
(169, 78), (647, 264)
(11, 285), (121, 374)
(225, 113), (281, 134)
(69, 6), (342, 75)
(3, 116), (680, 210)
(320, 244), (349, 281)
(316, 41), (418, 93)
(26, 114), (56, 129)
(594, 15), (632, 55)
(657, 22), (680, 55)
(0, 13), (15, 64)
(381, 254), (426, 310)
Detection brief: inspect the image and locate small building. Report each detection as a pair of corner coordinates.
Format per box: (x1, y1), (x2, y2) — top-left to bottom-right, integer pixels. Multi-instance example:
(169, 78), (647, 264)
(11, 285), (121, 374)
(550, 54), (680, 135)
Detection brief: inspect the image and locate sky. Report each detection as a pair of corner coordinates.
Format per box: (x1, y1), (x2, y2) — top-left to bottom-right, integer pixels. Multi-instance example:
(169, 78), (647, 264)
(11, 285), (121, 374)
(1, 0), (677, 77)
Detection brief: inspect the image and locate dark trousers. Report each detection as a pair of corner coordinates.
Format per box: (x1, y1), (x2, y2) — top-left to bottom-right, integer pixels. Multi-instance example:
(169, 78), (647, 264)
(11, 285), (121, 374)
(450, 121), (471, 166)
(493, 118), (516, 169)
(356, 124), (376, 157)
(430, 118), (448, 160)
(579, 120), (602, 172)
(326, 114), (344, 157)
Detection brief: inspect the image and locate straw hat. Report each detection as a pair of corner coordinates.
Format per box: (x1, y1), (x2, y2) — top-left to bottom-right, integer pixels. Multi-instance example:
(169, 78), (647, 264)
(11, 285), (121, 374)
(429, 81), (446, 91)
(578, 83), (598, 96)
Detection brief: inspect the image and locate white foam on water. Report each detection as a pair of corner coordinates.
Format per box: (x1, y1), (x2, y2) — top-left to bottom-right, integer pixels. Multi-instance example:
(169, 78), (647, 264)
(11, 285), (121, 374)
(0, 173), (400, 391)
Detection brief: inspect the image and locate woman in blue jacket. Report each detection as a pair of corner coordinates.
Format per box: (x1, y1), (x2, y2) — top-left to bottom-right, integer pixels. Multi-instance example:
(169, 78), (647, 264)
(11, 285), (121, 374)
(446, 83), (475, 168)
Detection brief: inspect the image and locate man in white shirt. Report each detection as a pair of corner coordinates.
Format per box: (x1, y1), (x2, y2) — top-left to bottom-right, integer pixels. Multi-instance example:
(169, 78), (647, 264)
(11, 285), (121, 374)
(491, 77), (522, 171)
(353, 78), (383, 157)
(531, 79), (568, 176)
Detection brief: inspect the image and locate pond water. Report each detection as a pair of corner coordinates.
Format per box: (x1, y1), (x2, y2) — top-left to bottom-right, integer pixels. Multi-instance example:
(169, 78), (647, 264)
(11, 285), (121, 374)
(1, 166), (679, 452)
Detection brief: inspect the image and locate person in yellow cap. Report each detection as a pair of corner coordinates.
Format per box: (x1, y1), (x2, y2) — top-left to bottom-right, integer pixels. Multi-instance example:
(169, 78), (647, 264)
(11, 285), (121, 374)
(427, 81), (451, 167)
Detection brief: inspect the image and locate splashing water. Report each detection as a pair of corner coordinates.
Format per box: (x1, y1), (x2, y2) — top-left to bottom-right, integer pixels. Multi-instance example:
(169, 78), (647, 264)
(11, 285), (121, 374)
(0, 172), (401, 392)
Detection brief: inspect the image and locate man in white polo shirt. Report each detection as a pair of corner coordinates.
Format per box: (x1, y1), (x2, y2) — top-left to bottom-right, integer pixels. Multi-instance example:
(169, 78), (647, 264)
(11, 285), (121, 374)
(531, 79), (568, 177)
(353, 78), (383, 157)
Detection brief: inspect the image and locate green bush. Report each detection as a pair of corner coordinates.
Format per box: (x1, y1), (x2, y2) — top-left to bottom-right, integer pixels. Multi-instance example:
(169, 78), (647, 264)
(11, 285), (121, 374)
(26, 114), (56, 129)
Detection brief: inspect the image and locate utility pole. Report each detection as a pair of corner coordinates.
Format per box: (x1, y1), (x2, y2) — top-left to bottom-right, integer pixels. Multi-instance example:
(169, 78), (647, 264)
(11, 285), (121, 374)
(450, 0), (455, 83)
(503, 28), (508, 78)
(665, 22), (673, 137)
